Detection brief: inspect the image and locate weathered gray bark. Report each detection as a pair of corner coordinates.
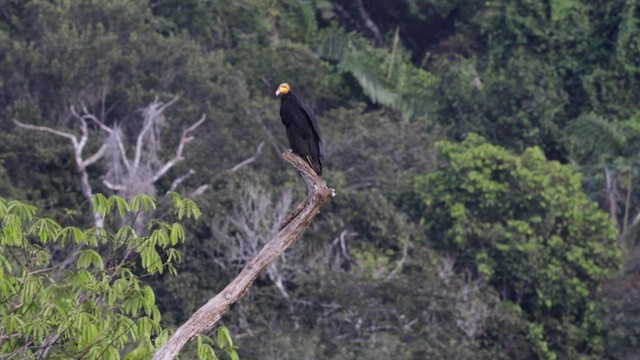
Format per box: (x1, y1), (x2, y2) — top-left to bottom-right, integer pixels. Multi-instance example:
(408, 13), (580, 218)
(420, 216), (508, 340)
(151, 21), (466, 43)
(152, 151), (334, 360)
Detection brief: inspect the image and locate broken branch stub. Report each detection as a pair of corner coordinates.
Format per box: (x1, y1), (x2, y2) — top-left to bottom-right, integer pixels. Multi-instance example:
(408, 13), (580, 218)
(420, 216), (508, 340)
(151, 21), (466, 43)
(152, 150), (334, 360)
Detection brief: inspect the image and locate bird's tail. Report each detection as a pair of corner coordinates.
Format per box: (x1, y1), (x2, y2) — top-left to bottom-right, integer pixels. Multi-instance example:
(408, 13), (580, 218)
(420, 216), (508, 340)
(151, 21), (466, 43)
(306, 155), (322, 176)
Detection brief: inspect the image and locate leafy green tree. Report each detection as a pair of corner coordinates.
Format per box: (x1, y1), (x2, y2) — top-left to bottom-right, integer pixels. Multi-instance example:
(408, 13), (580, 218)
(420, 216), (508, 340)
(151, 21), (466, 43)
(412, 134), (621, 358)
(0, 193), (236, 359)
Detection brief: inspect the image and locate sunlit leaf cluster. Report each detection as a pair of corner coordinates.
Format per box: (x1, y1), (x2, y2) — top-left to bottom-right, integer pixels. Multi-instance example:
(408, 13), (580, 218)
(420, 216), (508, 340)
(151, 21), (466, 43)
(0, 193), (226, 359)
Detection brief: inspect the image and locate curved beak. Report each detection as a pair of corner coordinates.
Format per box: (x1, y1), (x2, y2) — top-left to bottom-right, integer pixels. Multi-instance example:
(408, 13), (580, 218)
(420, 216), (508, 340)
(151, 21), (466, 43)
(275, 88), (282, 96)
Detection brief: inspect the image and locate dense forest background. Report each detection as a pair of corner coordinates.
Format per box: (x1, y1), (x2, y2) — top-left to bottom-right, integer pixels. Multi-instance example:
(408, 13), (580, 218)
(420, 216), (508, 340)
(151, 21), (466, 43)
(1, 0), (640, 359)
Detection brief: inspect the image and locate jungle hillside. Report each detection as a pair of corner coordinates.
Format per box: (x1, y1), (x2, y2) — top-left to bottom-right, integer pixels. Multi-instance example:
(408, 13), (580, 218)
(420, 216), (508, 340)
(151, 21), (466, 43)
(1, 0), (640, 359)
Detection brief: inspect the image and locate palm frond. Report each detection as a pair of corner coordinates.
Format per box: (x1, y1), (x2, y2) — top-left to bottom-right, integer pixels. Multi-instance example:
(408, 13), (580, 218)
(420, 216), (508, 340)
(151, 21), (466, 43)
(314, 26), (354, 62)
(339, 46), (399, 107)
(564, 113), (627, 160)
(314, 27), (437, 121)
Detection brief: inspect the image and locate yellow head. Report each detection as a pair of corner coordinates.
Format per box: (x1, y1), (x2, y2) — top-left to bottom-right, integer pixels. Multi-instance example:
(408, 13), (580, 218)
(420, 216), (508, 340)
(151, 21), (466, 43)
(275, 82), (291, 96)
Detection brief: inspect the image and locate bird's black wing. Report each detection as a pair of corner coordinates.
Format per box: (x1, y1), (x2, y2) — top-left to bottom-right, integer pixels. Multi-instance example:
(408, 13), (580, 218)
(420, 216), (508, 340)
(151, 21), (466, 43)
(292, 93), (324, 160)
(280, 93), (324, 175)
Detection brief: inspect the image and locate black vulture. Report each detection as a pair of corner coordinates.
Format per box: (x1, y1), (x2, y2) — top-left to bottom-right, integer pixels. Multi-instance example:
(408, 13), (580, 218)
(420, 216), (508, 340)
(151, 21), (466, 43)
(275, 82), (324, 175)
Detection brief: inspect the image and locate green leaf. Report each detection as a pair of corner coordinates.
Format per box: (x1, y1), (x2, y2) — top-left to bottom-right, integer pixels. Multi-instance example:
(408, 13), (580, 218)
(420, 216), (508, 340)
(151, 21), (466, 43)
(169, 191), (183, 210)
(170, 223), (185, 245)
(140, 246), (162, 274)
(31, 217), (62, 243)
(77, 249), (104, 270)
(2, 213), (24, 246)
(130, 194), (157, 212)
(182, 198), (202, 219)
(114, 195), (131, 218)
(0, 198), (8, 217)
(93, 193), (113, 217)
(217, 326), (233, 348)
(61, 226), (85, 245)
(197, 335), (219, 360)
(8, 200), (37, 221)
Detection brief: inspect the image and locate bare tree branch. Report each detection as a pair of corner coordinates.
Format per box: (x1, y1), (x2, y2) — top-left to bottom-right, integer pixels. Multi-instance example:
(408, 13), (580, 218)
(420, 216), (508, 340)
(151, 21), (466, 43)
(152, 151), (335, 360)
(354, 0), (384, 47)
(72, 105), (131, 170)
(169, 169), (196, 193)
(109, 127), (132, 172)
(230, 141), (265, 173)
(189, 185), (209, 198)
(83, 143), (108, 167)
(12, 120), (77, 145)
(385, 240), (409, 281)
(13, 118), (105, 228)
(183, 112), (207, 134)
(145, 114), (206, 186)
(78, 104), (113, 133)
(102, 180), (127, 191)
(75, 114), (89, 157)
(134, 96), (179, 169)
(100, 98), (205, 200)
(605, 167), (619, 229)
(186, 138), (265, 198)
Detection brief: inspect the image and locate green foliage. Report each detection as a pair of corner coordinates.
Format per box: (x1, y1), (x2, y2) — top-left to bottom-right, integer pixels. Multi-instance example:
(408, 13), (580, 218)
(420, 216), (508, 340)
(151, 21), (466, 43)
(564, 113), (629, 162)
(314, 27), (437, 121)
(321, 105), (433, 192)
(152, 0), (322, 47)
(617, 0), (640, 75)
(413, 134), (621, 358)
(239, 252), (538, 360)
(424, 50), (569, 157)
(603, 273), (640, 359)
(0, 193), (228, 359)
(227, 40), (336, 103)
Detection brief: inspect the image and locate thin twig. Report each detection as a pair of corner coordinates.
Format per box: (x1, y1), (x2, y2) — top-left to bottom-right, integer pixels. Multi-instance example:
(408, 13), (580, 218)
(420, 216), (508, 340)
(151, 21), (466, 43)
(230, 141), (265, 173)
(169, 170), (196, 193)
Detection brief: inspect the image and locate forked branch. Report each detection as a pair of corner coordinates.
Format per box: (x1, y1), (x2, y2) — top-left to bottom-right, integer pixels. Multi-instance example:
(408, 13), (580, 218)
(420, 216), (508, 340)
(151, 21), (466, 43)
(152, 151), (335, 360)
(12, 118), (106, 227)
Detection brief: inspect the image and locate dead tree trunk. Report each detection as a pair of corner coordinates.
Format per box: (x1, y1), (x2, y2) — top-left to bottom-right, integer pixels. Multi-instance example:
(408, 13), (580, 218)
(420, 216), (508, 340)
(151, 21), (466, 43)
(152, 151), (335, 360)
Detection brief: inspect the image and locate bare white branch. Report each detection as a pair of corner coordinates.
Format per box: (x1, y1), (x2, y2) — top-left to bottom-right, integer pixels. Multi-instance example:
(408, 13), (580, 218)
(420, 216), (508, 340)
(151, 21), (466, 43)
(13, 119), (77, 145)
(112, 128), (132, 172)
(184, 113), (207, 133)
(134, 96), (179, 169)
(83, 143), (108, 167)
(13, 117), (104, 228)
(189, 184), (209, 198)
(78, 103), (113, 133)
(230, 141), (265, 173)
(74, 113), (89, 156)
(102, 179), (127, 191)
(146, 114), (206, 186)
(168, 169), (196, 193)
(191, 141), (266, 198)
(385, 240), (409, 281)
